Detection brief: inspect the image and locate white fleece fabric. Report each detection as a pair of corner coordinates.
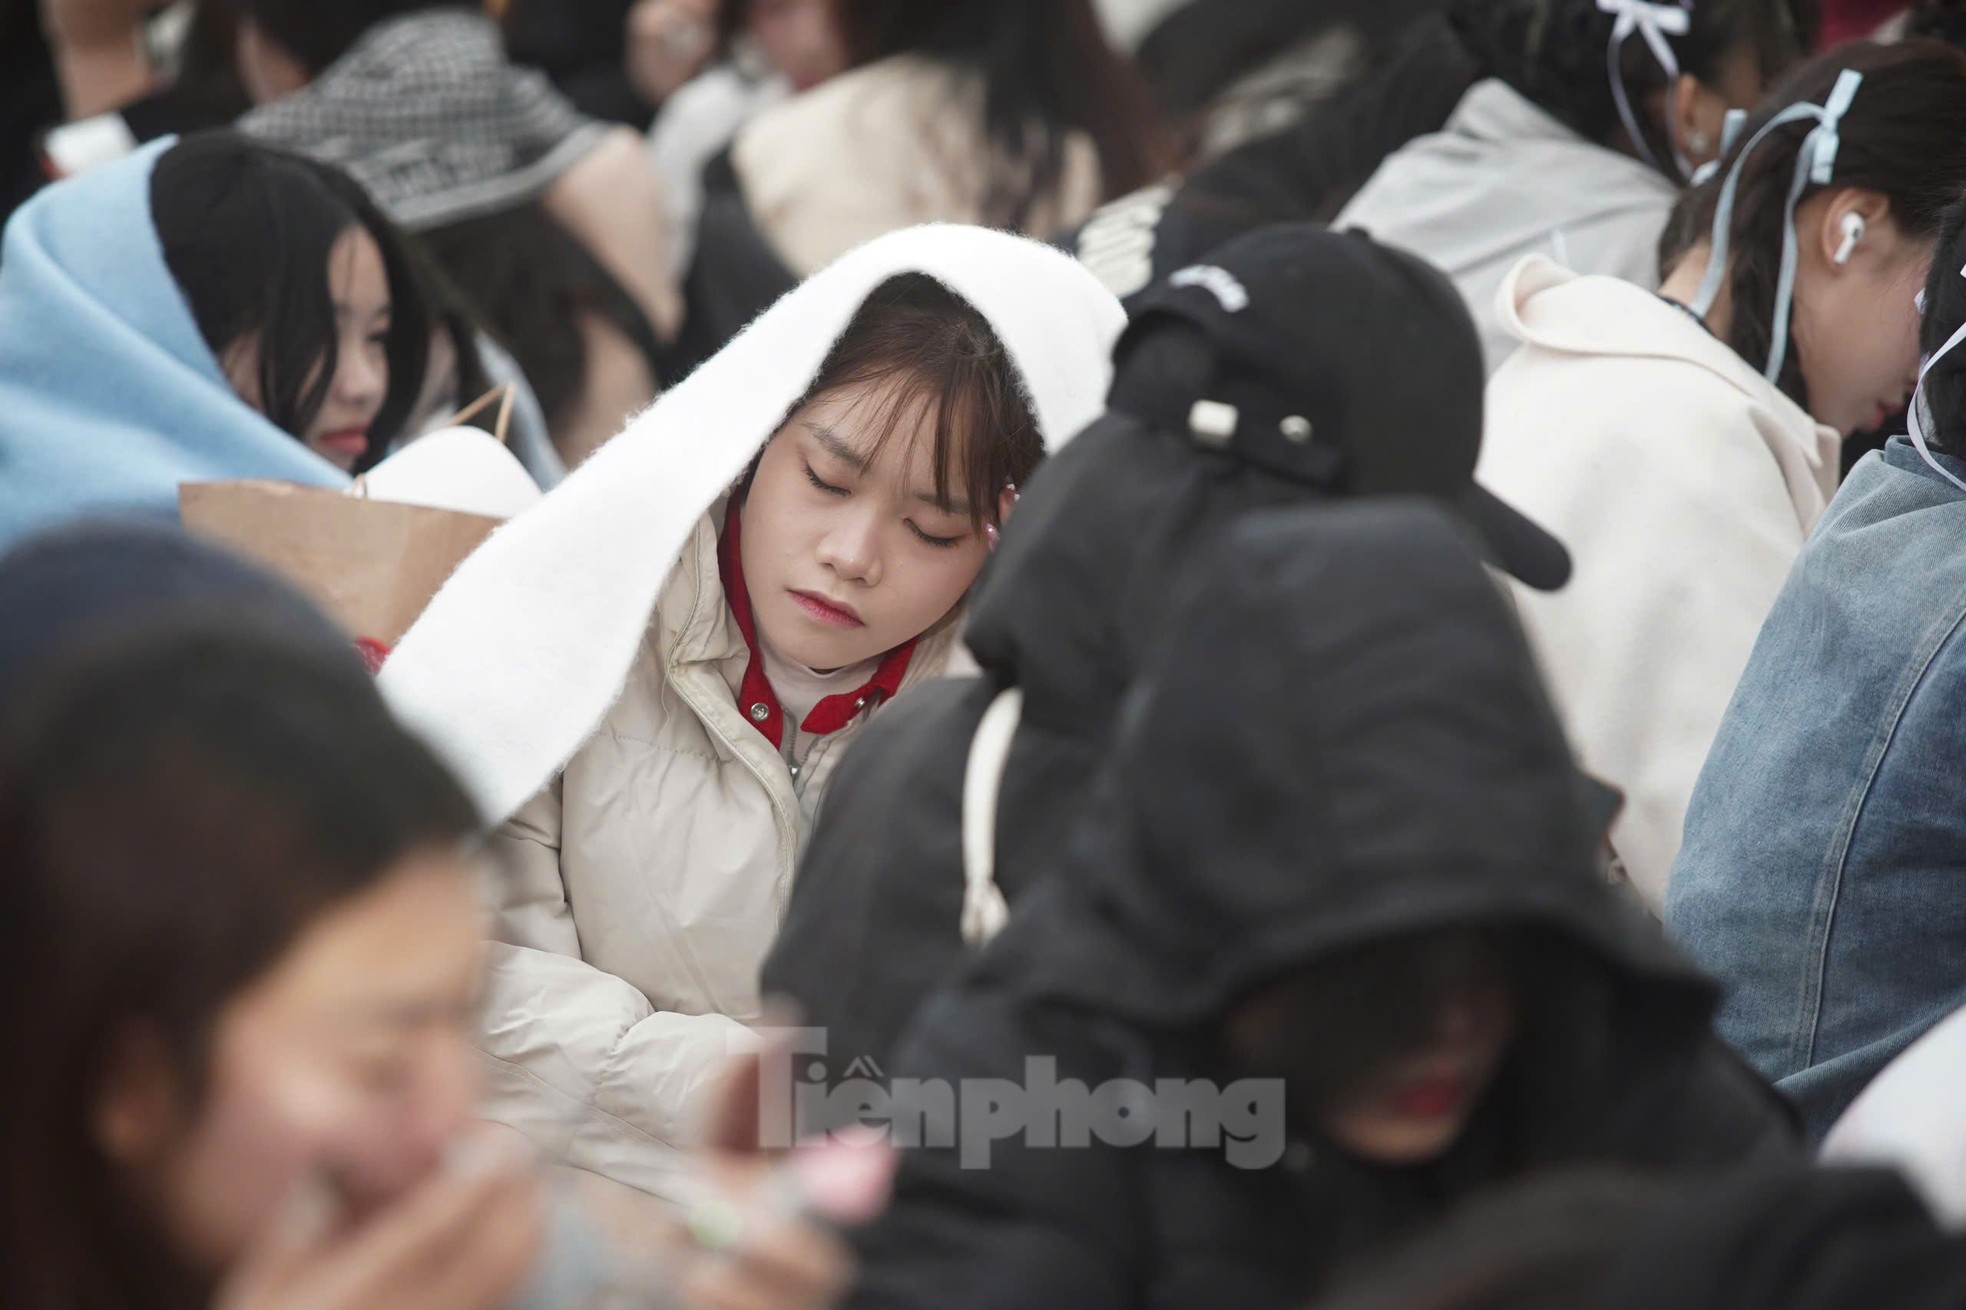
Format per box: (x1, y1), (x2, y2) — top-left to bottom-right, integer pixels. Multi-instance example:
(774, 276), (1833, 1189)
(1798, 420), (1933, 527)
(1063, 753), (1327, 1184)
(382, 223), (1125, 833)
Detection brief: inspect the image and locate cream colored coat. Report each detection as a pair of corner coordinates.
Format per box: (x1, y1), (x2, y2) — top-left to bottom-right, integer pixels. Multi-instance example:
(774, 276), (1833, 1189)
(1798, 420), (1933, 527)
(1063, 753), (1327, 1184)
(381, 227), (1124, 1196)
(734, 54), (1104, 277)
(1476, 258), (1841, 914)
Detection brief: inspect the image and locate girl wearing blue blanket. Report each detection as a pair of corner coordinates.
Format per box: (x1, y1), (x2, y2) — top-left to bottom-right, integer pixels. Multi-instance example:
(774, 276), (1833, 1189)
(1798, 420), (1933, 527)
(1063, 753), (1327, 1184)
(150, 132), (437, 476)
(0, 132), (447, 551)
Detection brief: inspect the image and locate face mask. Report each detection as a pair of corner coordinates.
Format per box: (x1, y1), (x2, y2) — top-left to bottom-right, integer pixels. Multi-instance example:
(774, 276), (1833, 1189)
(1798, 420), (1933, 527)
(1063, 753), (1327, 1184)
(1689, 68), (1866, 385)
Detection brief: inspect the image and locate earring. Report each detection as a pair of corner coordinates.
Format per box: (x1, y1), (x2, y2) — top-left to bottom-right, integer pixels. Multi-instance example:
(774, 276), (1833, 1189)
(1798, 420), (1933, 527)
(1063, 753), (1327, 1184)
(986, 483), (1019, 552)
(1687, 128), (1713, 156)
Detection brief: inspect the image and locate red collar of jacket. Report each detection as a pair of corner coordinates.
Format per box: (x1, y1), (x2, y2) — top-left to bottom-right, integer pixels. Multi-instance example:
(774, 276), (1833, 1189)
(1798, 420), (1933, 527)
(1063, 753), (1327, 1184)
(718, 499), (916, 750)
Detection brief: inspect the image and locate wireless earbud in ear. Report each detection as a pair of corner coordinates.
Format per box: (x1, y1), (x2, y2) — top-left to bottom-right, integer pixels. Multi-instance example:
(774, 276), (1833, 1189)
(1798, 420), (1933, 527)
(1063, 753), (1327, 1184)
(1834, 212), (1867, 267)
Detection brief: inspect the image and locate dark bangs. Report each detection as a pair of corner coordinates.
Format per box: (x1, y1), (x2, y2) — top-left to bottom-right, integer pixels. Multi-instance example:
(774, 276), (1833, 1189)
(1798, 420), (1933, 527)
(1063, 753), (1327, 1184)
(796, 273), (1044, 528)
(152, 132), (432, 470)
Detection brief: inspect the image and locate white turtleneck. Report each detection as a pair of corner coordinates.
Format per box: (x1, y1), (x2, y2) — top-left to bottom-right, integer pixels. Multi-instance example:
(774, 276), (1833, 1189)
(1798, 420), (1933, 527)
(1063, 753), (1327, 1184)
(757, 628), (878, 767)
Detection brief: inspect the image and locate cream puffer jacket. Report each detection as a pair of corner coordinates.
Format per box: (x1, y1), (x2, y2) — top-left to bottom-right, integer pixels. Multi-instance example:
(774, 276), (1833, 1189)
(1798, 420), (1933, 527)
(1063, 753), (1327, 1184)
(481, 504), (969, 1194)
(381, 226), (1126, 1196)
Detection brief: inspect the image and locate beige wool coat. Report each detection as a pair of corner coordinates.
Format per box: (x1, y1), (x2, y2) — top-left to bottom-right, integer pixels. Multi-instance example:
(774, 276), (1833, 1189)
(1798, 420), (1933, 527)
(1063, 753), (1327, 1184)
(1476, 257), (1841, 914)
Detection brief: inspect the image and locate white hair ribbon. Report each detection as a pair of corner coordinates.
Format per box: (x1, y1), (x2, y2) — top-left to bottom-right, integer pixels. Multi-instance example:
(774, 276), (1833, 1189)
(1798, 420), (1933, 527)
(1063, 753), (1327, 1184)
(1597, 0), (1693, 176)
(1908, 264), (1966, 496)
(1691, 107), (1751, 186)
(1691, 68), (1864, 385)
(1719, 106), (1749, 155)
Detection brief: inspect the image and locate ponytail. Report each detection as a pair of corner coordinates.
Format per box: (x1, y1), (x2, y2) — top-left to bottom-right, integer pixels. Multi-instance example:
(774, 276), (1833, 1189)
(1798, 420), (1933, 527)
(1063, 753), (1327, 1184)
(1669, 40), (1966, 412)
(1454, 0), (1809, 172)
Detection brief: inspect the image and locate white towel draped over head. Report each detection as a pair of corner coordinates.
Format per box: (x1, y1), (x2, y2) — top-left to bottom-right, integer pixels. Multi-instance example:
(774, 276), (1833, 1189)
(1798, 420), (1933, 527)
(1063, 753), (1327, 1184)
(381, 224), (1126, 826)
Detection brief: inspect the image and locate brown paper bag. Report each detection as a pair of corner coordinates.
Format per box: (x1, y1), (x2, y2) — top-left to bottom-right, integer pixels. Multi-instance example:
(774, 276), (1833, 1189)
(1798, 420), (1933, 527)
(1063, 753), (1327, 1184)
(180, 480), (501, 648)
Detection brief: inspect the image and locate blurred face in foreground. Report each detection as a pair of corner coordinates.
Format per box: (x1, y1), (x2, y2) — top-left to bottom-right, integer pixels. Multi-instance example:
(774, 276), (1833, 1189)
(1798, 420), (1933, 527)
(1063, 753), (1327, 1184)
(95, 849), (486, 1269)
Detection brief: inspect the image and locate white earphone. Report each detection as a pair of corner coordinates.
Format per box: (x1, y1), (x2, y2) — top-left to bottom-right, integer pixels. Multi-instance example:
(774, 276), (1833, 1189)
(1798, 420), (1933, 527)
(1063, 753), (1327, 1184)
(1834, 211), (1867, 266)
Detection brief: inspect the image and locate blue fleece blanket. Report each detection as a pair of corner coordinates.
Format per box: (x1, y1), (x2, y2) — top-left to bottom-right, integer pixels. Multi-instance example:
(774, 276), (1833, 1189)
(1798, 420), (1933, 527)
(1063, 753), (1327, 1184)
(0, 140), (346, 554)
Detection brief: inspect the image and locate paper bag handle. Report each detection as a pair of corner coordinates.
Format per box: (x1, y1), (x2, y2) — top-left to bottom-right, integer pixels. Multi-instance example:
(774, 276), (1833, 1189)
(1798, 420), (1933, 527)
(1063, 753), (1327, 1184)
(445, 383), (517, 447)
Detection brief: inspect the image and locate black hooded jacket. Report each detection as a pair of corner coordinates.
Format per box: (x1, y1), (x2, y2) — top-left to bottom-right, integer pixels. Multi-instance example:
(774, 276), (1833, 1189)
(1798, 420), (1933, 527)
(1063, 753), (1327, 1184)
(762, 400), (1319, 1070)
(765, 224), (1561, 1072)
(1314, 1165), (1966, 1310)
(1599, 1167), (1966, 1310)
(841, 503), (1795, 1310)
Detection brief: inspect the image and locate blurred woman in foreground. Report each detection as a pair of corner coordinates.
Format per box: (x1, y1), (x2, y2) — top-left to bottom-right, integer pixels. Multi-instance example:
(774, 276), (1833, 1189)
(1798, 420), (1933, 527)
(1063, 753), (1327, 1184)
(0, 538), (868, 1310)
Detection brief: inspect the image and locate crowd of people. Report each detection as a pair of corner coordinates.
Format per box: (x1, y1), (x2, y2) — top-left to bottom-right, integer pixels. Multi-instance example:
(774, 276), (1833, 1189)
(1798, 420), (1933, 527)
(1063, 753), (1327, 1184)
(10, 1), (1966, 1308)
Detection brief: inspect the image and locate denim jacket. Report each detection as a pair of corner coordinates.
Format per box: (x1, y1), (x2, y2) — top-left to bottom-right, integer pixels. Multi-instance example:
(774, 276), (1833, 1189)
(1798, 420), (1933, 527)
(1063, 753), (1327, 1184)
(1666, 438), (1966, 1139)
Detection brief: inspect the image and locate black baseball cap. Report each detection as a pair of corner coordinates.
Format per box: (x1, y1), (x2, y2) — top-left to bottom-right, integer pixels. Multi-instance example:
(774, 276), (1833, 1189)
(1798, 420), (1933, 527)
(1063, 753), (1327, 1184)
(1108, 223), (1571, 591)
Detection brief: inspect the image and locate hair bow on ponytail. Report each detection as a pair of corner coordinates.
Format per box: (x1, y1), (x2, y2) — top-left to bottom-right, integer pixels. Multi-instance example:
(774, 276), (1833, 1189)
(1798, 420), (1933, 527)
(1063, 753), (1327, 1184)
(1690, 68), (1865, 385)
(1597, 0), (1693, 175)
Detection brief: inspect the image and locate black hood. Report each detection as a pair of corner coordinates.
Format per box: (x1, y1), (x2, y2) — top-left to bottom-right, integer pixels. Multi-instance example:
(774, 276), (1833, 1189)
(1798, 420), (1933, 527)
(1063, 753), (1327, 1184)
(761, 412), (1249, 1065)
(961, 408), (1336, 900)
(967, 405), (1316, 743)
(992, 500), (1711, 1031)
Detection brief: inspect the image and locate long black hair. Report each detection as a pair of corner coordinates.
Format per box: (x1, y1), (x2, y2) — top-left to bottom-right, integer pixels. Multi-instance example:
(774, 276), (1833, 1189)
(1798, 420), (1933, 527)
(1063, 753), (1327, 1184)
(151, 131), (433, 469)
(1667, 39), (1966, 413)
(0, 622), (480, 1310)
(1460, 0), (1812, 163)
(832, 0), (1174, 230)
(781, 273), (1044, 530)
(1264, 0), (1814, 223)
